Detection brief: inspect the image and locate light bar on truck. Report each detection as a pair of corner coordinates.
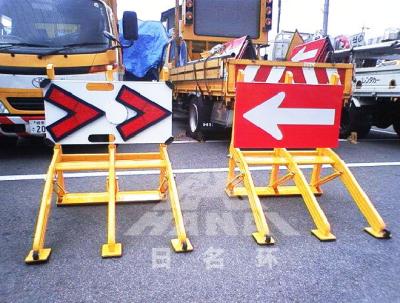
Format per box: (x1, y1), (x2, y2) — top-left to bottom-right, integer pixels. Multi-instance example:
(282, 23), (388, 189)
(265, 0), (273, 32)
(185, 0), (194, 25)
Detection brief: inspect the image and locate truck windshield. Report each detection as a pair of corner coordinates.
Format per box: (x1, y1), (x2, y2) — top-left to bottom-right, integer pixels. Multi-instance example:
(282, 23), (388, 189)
(0, 0), (110, 54)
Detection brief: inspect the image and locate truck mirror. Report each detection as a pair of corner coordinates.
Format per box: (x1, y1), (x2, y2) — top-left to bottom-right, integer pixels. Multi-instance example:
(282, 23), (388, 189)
(123, 11), (138, 41)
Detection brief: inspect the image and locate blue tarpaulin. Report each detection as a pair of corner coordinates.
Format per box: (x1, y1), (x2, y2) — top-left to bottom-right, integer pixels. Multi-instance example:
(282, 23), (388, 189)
(120, 20), (169, 79)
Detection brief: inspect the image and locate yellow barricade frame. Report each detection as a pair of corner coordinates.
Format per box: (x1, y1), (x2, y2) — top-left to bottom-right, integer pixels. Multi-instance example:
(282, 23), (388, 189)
(26, 65), (192, 264)
(225, 70), (391, 244)
(25, 143), (193, 264)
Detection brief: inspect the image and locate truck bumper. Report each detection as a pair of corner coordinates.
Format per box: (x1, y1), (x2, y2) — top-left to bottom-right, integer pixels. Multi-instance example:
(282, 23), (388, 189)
(0, 115), (45, 138)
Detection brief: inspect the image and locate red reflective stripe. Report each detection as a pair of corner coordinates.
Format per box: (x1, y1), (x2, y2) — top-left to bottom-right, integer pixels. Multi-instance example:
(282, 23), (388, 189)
(0, 116), (12, 124)
(337, 69), (346, 84)
(315, 68), (330, 84)
(253, 66), (272, 82)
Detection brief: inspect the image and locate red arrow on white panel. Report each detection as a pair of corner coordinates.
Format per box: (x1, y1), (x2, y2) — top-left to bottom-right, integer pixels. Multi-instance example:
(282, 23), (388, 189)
(243, 92), (335, 140)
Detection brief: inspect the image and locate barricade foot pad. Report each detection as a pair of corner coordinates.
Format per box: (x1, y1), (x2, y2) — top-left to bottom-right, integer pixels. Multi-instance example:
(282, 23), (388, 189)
(171, 238), (193, 252)
(25, 248), (52, 264)
(252, 232), (275, 245)
(102, 243), (122, 258)
(311, 229), (336, 241)
(364, 227), (391, 239)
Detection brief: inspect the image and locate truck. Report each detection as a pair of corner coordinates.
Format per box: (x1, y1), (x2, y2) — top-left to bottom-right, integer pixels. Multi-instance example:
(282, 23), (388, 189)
(162, 0), (354, 140)
(0, 0), (136, 146)
(333, 35), (400, 138)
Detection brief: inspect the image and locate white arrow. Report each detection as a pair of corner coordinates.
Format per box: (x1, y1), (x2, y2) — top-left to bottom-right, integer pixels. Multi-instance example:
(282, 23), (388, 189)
(243, 92), (335, 140)
(291, 46), (318, 62)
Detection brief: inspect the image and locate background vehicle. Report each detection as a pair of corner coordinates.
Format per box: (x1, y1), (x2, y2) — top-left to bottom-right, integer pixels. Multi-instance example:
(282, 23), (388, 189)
(333, 29), (400, 138)
(0, 0), (136, 146)
(162, 0), (353, 139)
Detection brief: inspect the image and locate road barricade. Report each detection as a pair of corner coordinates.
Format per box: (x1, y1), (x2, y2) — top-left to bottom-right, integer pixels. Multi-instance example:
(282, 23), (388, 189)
(25, 65), (192, 264)
(225, 70), (391, 244)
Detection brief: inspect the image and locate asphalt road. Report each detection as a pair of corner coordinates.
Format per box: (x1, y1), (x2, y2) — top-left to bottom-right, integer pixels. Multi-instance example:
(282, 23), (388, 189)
(0, 121), (399, 303)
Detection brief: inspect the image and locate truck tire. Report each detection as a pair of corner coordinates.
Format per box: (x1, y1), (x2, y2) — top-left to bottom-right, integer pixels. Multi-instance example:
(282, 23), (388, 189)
(353, 122), (372, 139)
(187, 96), (212, 141)
(341, 100), (372, 139)
(393, 121), (400, 138)
(339, 107), (351, 138)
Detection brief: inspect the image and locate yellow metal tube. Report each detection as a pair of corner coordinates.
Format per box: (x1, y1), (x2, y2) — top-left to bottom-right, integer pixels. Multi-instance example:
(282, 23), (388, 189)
(55, 170), (66, 204)
(268, 149), (280, 191)
(233, 148), (274, 245)
(101, 144), (122, 257)
(309, 148), (323, 193)
(25, 145), (62, 263)
(160, 144), (193, 252)
(107, 145), (116, 245)
(278, 148), (335, 241)
(323, 148), (390, 238)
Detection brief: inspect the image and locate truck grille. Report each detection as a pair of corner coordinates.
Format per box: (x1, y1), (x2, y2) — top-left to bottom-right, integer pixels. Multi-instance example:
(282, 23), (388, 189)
(7, 97), (44, 111)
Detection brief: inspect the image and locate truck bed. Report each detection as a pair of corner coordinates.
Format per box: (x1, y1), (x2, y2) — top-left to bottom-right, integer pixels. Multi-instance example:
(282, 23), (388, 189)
(170, 59), (354, 101)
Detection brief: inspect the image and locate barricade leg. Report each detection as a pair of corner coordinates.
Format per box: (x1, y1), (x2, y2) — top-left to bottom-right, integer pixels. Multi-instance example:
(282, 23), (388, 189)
(226, 147), (275, 245)
(102, 144), (122, 257)
(160, 144), (193, 252)
(309, 149), (324, 194)
(55, 169), (66, 204)
(25, 145), (62, 263)
(322, 148), (391, 239)
(278, 148), (336, 241)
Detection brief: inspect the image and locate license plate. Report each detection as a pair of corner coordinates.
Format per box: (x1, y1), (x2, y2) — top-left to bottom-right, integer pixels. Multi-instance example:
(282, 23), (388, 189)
(28, 120), (46, 134)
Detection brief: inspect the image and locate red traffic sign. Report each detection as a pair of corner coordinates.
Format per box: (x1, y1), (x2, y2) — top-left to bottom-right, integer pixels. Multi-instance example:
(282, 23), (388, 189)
(233, 82), (343, 148)
(45, 84), (104, 142)
(288, 38), (331, 62)
(116, 85), (171, 141)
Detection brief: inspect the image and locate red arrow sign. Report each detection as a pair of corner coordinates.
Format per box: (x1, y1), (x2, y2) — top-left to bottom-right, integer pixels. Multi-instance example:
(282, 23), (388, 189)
(116, 85), (171, 141)
(289, 38), (331, 62)
(45, 84), (104, 142)
(234, 82), (343, 148)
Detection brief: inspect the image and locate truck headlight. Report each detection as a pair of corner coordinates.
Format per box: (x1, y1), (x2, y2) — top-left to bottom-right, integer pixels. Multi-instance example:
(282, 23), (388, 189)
(0, 102), (9, 114)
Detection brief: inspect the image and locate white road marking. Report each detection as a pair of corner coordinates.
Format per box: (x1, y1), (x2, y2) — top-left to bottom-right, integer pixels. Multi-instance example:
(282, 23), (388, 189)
(1, 161), (399, 182)
(370, 129), (397, 135)
(173, 139), (229, 144)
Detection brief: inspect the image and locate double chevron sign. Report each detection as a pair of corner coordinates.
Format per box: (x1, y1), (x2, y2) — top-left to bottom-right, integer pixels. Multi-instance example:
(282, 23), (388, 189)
(44, 81), (172, 144)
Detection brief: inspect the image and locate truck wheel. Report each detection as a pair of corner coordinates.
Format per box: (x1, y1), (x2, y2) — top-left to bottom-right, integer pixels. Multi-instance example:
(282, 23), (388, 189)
(339, 107), (351, 138)
(393, 121), (400, 138)
(350, 109), (371, 139)
(187, 96), (212, 141)
(0, 136), (18, 148)
(347, 100), (372, 139)
(353, 122), (372, 138)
